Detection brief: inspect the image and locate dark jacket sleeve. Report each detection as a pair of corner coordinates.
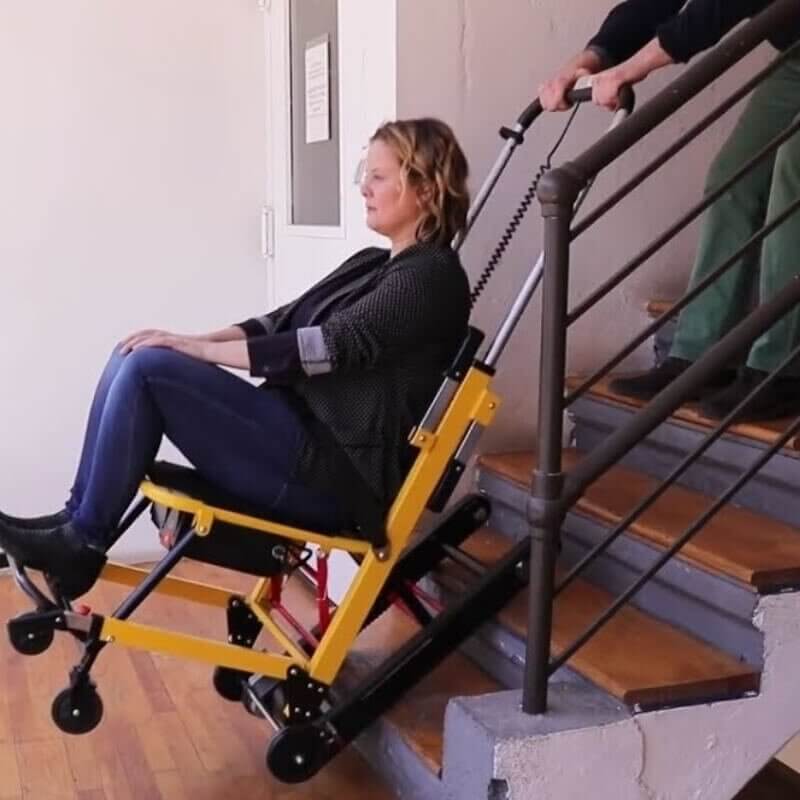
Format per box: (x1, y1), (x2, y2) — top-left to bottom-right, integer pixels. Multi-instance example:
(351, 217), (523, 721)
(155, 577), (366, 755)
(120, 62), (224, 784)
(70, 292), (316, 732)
(588, 0), (684, 64)
(246, 331), (303, 379)
(656, 0), (766, 63)
(234, 302), (290, 338)
(588, 0), (765, 65)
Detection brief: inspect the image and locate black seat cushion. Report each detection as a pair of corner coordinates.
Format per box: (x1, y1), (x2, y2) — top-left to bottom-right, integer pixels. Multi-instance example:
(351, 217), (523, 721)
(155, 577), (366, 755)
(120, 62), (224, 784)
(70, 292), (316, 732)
(148, 461), (340, 534)
(146, 461), (344, 577)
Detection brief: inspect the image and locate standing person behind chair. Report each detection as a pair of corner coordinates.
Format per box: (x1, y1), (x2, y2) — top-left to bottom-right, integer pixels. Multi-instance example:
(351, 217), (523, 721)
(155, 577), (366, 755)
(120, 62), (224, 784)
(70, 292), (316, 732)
(539, 0), (800, 421)
(0, 118), (471, 599)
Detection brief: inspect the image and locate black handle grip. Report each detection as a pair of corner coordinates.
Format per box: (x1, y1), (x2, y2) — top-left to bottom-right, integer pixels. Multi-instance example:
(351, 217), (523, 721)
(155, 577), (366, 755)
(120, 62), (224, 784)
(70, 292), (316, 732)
(517, 99), (543, 132)
(513, 84), (636, 137)
(618, 84), (636, 114)
(565, 84), (636, 114)
(565, 86), (594, 105)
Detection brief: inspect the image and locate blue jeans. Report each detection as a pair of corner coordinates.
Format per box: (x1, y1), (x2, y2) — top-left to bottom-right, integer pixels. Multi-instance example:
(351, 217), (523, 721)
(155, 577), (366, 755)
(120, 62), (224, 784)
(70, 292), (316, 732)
(66, 347), (349, 548)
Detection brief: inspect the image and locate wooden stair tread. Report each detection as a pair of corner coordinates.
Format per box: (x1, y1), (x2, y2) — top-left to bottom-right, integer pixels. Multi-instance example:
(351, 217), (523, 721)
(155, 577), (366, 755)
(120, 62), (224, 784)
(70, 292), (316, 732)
(645, 299), (674, 318)
(452, 528), (759, 708)
(567, 375), (800, 452)
(479, 449), (800, 591)
(338, 602), (499, 776)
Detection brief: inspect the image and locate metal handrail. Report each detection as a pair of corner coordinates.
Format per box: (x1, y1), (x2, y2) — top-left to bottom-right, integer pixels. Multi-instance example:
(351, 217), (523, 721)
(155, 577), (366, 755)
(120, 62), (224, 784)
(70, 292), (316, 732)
(523, 0), (800, 714)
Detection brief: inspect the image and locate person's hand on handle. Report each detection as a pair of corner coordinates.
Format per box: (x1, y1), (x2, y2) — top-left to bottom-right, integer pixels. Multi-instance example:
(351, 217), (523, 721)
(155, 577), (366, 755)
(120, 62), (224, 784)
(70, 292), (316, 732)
(589, 67), (630, 111)
(591, 38), (675, 111)
(538, 49), (605, 111)
(539, 67), (593, 111)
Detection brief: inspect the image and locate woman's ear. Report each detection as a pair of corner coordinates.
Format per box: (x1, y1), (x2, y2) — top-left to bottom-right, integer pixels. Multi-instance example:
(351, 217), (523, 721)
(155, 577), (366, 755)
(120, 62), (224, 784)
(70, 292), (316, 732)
(416, 181), (434, 208)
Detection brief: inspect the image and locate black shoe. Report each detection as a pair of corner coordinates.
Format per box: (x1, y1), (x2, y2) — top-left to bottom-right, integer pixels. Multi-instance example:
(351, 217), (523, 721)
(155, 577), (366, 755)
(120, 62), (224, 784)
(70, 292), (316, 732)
(699, 367), (800, 422)
(0, 519), (106, 599)
(609, 357), (735, 402)
(0, 509), (71, 531)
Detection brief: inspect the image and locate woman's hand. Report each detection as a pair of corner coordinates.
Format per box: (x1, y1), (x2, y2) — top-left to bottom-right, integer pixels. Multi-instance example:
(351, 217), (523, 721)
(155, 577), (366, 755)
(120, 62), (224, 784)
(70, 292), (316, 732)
(128, 336), (250, 370)
(129, 333), (209, 361)
(119, 329), (196, 354)
(120, 325), (246, 354)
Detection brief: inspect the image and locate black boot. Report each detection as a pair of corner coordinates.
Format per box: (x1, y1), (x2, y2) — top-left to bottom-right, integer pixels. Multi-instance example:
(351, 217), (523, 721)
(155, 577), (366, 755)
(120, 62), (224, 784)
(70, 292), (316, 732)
(0, 509), (71, 531)
(699, 367), (800, 422)
(0, 519), (106, 599)
(609, 356), (735, 402)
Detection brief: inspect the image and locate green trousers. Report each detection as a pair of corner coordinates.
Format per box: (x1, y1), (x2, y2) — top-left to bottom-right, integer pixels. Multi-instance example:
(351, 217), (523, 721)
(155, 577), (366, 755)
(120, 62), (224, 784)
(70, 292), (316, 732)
(670, 55), (800, 374)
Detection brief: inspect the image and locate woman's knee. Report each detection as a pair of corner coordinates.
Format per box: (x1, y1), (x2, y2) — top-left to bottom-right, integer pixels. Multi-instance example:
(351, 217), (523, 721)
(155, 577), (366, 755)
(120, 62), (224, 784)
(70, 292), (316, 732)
(117, 346), (186, 383)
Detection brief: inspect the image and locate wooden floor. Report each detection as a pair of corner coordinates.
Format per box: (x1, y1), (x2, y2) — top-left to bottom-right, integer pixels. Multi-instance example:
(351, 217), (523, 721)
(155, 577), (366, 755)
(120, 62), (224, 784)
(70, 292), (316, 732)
(0, 563), (395, 800)
(2, 560), (798, 800)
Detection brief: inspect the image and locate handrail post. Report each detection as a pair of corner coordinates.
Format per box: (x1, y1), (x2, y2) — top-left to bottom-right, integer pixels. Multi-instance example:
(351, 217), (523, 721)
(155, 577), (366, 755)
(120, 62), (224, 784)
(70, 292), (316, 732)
(522, 166), (585, 714)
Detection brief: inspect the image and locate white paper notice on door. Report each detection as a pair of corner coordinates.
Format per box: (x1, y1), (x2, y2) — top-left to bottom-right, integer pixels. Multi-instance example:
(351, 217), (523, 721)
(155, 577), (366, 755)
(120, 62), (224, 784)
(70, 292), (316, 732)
(305, 35), (331, 144)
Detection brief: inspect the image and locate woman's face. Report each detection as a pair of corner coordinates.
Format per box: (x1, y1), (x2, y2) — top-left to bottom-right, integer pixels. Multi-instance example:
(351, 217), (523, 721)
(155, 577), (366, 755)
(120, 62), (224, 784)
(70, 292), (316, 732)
(361, 139), (422, 243)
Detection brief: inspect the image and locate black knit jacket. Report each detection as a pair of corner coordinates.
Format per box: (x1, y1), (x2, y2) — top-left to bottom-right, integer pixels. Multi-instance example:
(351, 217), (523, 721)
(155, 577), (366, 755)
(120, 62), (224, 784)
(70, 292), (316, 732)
(241, 242), (471, 541)
(588, 0), (800, 65)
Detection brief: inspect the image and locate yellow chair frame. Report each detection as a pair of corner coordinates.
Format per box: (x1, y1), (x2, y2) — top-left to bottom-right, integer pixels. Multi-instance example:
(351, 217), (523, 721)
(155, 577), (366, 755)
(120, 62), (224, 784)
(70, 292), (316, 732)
(89, 362), (500, 689)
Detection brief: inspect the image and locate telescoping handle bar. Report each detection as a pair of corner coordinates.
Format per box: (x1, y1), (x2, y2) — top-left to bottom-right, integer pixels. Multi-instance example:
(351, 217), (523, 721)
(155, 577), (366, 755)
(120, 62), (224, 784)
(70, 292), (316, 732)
(423, 83), (637, 515)
(456, 79), (636, 252)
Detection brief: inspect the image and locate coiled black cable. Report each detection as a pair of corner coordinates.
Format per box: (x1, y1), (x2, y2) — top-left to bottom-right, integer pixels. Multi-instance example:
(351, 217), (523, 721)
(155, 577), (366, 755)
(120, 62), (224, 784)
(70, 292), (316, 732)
(470, 104), (582, 306)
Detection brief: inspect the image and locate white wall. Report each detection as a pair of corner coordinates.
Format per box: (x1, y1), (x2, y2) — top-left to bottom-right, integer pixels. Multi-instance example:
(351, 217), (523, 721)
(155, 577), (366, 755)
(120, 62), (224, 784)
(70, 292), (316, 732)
(398, 0), (772, 452)
(0, 1), (269, 560)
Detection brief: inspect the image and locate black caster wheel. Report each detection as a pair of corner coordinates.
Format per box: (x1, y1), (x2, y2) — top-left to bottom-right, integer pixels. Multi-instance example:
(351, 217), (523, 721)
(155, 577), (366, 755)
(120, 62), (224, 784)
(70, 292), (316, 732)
(213, 666), (250, 702)
(8, 612), (54, 656)
(267, 724), (332, 784)
(51, 686), (103, 735)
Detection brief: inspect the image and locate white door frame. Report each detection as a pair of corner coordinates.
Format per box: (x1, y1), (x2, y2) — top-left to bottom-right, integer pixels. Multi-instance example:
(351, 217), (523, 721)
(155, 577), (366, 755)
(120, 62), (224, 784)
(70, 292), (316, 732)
(263, 0), (397, 310)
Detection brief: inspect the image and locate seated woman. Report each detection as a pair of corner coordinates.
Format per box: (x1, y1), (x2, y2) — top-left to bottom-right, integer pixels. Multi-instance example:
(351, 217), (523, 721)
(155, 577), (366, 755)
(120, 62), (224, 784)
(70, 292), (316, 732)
(0, 117), (471, 600)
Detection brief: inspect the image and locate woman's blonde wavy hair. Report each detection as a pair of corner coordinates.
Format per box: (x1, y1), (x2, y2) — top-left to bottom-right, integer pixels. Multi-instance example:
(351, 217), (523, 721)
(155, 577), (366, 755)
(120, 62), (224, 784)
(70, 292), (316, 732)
(370, 118), (470, 247)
